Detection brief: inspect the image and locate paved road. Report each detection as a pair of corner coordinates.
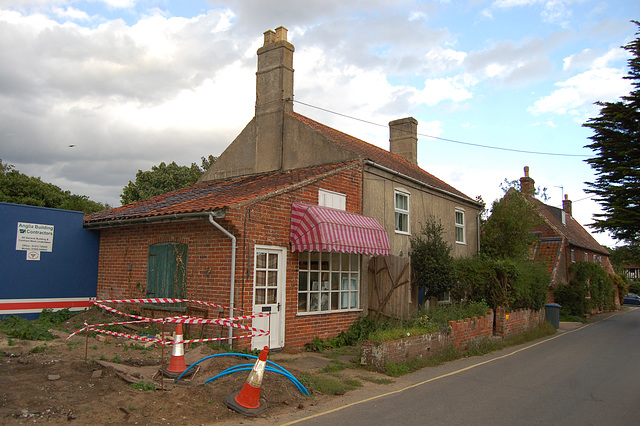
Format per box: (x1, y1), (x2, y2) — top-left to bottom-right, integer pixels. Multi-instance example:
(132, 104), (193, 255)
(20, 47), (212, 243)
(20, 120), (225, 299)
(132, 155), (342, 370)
(280, 308), (640, 426)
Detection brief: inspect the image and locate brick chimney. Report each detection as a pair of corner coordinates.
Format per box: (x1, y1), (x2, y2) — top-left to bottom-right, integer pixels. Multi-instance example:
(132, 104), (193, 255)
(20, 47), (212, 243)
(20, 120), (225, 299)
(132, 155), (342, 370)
(254, 26), (294, 173)
(520, 166), (535, 196)
(563, 194), (572, 217)
(389, 117), (418, 166)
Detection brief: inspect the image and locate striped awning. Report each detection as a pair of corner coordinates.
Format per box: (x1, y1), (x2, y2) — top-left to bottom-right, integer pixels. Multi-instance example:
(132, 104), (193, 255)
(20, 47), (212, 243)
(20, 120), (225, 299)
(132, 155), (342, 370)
(290, 202), (390, 255)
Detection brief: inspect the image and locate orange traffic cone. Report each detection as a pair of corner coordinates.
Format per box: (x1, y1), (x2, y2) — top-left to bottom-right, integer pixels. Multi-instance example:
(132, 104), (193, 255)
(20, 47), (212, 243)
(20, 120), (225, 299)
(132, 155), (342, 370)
(225, 346), (269, 416)
(161, 323), (194, 378)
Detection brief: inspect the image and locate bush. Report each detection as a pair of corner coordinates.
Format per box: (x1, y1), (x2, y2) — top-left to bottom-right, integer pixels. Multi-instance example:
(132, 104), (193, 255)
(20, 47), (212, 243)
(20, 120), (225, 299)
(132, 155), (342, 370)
(453, 257), (549, 311)
(555, 262), (615, 316)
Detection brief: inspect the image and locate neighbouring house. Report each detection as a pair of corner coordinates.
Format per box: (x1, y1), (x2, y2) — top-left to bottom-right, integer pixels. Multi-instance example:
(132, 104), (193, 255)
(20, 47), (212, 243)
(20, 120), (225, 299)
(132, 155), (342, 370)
(623, 265), (640, 281)
(84, 27), (482, 351)
(517, 167), (614, 292)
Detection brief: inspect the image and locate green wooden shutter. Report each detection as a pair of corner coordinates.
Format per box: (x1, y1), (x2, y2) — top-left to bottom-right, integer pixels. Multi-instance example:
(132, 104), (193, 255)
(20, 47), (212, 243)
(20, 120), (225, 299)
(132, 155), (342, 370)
(147, 243), (188, 310)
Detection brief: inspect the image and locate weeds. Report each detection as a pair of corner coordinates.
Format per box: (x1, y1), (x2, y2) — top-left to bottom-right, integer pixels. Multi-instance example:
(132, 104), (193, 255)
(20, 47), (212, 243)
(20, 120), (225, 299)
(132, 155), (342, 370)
(129, 381), (156, 391)
(300, 373), (361, 395)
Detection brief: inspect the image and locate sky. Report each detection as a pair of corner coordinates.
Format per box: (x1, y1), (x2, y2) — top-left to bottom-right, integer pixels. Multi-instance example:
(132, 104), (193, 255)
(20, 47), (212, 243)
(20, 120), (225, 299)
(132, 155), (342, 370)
(1, 0), (638, 248)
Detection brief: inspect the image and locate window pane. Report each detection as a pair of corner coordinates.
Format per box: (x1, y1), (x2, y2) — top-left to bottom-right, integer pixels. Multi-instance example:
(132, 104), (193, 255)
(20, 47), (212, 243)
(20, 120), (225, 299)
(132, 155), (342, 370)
(331, 272), (339, 290)
(267, 289), (277, 304)
(310, 272), (319, 291)
(299, 272), (308, 291)
(456, 227), (464, 243)
(331, 292), (338, 310)
(298, 293), (307, 311)
(268, 271), (277, 287)
(321, 275), (330, 290)
(341, 292), (348, 309)
(299, 251), (308, 269)
(395, 193), (408, 210)
(331, 252), (340, 270)
(341, 276), (349, 290)
(268, 253), (278, 269)
(321, 293), (329, 311)
(341, 253), (350, 271)
(350, 292), (357, 308)
(310, 252), (320, 270)
(256, 271), (266, 286)
(256, 252), (267, 268)
(310, 293), (319, 311)
(350, 277), (357, 290)
(350, 254), (359, 271)
(255, 289), (265, 305)
(455, 211), (464, 225)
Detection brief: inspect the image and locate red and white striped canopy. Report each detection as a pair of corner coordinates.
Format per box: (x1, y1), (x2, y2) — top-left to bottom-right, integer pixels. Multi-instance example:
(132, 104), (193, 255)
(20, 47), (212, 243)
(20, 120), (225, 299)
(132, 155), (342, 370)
(290, 202), (390, 255)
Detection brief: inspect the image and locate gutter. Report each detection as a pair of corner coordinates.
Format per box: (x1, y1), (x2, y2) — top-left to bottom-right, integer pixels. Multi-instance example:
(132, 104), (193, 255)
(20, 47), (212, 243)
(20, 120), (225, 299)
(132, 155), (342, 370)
(364, 160), (483, 207)
(83, 209), (226, 229)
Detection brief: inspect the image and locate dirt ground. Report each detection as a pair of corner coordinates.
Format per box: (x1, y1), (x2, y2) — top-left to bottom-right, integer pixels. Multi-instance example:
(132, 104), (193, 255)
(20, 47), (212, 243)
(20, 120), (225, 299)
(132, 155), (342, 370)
(0, 309), (347, 425)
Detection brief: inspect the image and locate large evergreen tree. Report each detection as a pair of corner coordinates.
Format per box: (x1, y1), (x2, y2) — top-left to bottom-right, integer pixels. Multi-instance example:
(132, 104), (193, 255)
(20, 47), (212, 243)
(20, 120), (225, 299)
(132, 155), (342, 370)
(583, 21), (640, 244)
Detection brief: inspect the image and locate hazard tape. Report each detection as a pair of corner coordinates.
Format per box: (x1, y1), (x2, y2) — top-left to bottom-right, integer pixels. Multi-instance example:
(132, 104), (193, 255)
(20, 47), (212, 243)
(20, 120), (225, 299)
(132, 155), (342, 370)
(66, 299), (271, 344)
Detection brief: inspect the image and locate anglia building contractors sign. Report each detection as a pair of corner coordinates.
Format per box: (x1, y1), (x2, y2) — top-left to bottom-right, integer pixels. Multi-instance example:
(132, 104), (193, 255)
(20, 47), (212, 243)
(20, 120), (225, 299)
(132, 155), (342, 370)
(15, 222), (55, 261)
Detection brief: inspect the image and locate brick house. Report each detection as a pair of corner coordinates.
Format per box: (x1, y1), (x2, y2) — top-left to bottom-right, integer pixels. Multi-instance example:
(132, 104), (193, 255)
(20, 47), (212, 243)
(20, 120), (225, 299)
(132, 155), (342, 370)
(84, 27), (482, 351)
(518, 167), (614, 288)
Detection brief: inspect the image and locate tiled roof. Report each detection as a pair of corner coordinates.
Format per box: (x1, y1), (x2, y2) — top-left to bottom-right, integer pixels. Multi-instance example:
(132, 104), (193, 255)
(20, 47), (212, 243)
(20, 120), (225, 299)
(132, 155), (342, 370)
(290, 112), (477, 203)
(84, 162), (356, 225)
(531, 198), (609, 255)
(533, 238), (564, 283)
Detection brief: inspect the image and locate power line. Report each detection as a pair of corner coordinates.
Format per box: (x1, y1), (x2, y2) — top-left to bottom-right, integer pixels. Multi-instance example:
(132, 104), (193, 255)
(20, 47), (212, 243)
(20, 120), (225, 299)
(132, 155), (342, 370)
(292, 99), (591, 158)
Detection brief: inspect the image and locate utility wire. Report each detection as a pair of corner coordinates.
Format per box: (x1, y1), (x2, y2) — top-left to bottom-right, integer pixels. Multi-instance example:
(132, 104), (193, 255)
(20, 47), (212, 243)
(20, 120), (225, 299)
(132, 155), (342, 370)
(292, 99), (591, 158)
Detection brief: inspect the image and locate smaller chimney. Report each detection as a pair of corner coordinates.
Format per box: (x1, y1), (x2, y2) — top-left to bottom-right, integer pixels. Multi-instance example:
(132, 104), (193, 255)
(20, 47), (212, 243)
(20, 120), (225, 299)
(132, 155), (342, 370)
(520, 166), (535, 196)
(389, 117), (418, 166)
(563, 194), (572, 217)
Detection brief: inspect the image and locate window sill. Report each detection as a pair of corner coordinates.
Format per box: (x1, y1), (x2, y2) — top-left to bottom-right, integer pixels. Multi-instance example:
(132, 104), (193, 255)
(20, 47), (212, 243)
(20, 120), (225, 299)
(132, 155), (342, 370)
(395, 230), (411, 236)
(455, 241), (467, 245)
(296, 309), (363, 317)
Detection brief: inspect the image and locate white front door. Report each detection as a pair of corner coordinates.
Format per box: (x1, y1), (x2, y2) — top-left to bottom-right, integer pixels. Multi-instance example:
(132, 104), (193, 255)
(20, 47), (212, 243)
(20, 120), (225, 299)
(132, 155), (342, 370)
(251, 246), (286, 349)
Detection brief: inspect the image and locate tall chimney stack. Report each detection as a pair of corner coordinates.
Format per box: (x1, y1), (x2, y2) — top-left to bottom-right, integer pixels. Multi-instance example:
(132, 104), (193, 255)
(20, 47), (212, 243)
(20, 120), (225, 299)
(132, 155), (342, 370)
(563, 194), (572, 217)
(389, 117), (418, 166)
(520, 166), (535, 196)
(254, 26), (294, 173)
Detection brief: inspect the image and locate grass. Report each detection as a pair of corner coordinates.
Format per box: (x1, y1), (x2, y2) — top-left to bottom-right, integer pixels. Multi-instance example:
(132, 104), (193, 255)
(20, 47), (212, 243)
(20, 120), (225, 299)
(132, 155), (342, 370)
(300, 373), (362, 395)
(358, 375), (394, 385)
(129, 381), (156, 391)
(319, 359), (351, 373)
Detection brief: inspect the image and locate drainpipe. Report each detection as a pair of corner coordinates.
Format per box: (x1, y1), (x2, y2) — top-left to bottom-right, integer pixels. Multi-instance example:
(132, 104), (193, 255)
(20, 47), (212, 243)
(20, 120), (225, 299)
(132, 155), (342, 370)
(208, 214), (236, 345)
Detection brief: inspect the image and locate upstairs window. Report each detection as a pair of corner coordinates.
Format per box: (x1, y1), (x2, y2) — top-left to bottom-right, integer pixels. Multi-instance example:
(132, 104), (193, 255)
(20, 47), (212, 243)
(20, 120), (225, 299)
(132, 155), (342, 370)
(394, 191), (409, 234)
(455, 209), (466, 244)
(319, 189), (346, 210)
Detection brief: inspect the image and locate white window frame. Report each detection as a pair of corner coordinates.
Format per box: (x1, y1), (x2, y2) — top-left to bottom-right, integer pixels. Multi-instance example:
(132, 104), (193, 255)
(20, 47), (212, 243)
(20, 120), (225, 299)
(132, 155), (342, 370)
(455, 208), (466, 244)
(318, 188), (346, 210)
(394, 190), (410, 235)
(297, 251), (360, 315)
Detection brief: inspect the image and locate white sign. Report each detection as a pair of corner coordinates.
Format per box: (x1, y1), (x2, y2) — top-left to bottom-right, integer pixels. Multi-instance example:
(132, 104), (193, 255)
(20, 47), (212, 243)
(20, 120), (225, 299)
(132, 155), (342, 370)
(16, 222), (55, 252)
(26, 250), (41, 261)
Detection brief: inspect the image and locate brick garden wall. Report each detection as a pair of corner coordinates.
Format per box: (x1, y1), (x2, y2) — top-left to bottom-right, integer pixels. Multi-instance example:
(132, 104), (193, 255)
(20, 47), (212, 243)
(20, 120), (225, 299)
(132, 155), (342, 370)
(361, 308), (546, 371)
(494, 306), (545, 338)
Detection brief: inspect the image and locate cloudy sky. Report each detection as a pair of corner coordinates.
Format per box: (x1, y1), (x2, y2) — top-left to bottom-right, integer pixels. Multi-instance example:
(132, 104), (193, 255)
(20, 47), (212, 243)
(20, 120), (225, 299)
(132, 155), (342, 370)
(1, 0), (638, 247)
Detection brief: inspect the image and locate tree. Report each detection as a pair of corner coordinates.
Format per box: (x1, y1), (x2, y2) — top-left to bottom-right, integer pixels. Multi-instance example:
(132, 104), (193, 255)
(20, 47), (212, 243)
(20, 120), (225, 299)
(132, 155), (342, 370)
(120, 155), (216, 204)
(0, 159), (109, 214)
(481, 188), (542, 260)
(410, 218), (455, 303)
(583, 21), (640, 244)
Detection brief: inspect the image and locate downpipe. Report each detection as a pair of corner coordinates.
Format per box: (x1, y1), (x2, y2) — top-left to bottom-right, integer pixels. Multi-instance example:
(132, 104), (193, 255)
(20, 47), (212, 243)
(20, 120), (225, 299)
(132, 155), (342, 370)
(208, 214), (236, 345)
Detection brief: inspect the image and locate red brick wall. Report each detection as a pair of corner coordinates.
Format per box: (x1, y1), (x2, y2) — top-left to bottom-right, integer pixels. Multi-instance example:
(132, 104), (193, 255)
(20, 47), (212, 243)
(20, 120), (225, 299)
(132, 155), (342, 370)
(95, 164), (365, 352)
(494, 306), (545, 338)
(361, 310), (494, 370)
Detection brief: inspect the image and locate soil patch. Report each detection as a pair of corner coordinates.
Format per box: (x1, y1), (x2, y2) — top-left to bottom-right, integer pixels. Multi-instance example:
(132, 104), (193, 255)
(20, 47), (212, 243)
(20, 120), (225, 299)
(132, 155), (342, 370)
(0, 310), (322, 424)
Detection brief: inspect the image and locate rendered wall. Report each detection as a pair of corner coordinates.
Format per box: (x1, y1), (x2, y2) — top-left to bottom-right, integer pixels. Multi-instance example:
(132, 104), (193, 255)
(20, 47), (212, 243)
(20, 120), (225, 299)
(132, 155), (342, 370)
(0, 202), (99, 318)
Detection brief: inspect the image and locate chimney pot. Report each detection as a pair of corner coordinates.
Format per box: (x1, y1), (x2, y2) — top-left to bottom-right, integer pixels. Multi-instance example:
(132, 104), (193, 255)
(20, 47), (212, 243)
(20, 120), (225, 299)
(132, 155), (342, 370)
(275, 26), (288, 42)
(263, 30), (275, 46)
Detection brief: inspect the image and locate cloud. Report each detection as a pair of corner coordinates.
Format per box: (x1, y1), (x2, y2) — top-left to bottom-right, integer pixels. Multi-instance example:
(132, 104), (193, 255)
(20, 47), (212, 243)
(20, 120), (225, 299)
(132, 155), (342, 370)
(530, 47), (632, 119)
